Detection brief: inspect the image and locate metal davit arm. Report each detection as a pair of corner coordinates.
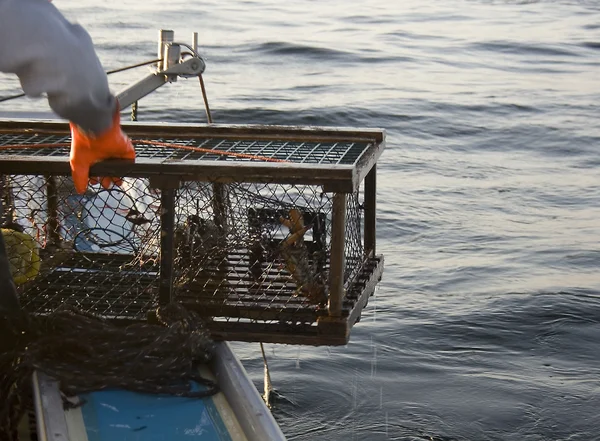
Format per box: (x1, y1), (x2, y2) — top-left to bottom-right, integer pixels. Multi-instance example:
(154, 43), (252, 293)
(116, 30), (206, 110)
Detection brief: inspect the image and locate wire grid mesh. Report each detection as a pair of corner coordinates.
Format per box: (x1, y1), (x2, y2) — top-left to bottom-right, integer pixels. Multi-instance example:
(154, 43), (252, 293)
(1, 173), (367, 325)
(0, 133), (369, 165)
(172, 180), (340, 319)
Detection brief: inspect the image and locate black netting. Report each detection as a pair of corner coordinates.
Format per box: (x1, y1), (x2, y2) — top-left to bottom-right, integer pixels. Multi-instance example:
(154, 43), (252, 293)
(0, 303), (217, 440)
(4, 175), (160, 319)
(2, 173), (368, 324)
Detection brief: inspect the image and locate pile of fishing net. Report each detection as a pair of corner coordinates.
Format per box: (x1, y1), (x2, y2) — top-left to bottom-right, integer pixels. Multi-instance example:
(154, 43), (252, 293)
(0, 303), (217, 440)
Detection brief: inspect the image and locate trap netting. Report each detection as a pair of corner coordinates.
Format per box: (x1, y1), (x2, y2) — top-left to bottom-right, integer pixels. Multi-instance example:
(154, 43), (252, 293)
(1, 174), (366, 322)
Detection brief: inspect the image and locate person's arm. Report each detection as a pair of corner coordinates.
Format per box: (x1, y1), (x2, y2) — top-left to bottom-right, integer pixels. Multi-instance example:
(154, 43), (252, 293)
(0, 0), (115, 133)
(0, 0), (135, 194)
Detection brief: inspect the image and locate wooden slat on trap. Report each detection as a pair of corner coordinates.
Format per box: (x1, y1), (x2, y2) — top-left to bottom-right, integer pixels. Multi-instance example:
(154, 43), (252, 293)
(18, 251), (383, 345)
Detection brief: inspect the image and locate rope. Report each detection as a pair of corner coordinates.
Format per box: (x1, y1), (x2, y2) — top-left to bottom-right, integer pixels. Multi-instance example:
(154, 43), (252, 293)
(199, 75), (213, 124)
(0, 59), (163, 104)
(106, 58), (162, 75)
(0, 92), (25, 104)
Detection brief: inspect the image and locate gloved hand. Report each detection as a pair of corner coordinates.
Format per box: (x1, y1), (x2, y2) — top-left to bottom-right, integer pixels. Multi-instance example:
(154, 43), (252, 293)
(69, 109), (136, 194)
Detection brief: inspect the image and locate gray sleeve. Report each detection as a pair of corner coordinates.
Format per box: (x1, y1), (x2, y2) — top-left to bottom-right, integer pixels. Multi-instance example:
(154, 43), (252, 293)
(0, 0), (116, 134)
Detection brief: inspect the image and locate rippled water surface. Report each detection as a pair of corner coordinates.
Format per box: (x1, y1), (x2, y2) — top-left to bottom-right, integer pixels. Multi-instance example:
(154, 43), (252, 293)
(2, 0), (600, 439)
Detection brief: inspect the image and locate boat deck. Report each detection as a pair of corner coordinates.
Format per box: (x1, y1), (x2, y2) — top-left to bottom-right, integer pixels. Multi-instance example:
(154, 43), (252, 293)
(28, 343), (285, 441)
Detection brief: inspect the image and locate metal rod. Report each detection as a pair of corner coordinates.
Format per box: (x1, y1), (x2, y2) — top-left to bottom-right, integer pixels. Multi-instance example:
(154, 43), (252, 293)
(158, 29), (174, 69)
(260, 342), (273, 408)
(328, 193), (346, 317)
(192, 33), (211, 123)
(164, 44), (181, 81)
(45, 175), (60, 247)
(193, 32), (199, 54)
(199, 75), (213, 124)
(131, 101), (138, 122)
(0, 175), (14, 225)
(159, 187), (176, 305)
(106, 58), (162, 75)
(364, 165), (376, 256)
(212, 182), (228, 233)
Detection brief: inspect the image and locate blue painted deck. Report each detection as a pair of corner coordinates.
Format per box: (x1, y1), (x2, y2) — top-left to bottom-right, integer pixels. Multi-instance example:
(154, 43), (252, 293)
(79, 388), (233, 441)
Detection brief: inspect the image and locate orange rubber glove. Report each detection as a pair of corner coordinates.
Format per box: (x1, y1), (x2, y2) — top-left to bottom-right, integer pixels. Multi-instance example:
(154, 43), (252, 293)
(69, 109), (136, 194)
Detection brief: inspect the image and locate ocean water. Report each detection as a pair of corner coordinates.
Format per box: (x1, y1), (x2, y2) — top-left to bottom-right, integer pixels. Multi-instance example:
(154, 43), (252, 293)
(2, 0), (600, 439)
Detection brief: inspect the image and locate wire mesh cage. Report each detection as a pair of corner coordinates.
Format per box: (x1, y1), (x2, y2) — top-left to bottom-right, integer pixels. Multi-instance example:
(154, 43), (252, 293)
(0, 121), (384, 345)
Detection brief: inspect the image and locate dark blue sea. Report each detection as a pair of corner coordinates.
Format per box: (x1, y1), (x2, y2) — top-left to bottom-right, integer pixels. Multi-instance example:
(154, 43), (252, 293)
(1, 0), (599, 439)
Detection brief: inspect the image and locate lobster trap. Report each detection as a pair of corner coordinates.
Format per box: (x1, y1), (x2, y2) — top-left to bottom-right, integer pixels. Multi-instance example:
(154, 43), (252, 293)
(0, 120), (384, 345)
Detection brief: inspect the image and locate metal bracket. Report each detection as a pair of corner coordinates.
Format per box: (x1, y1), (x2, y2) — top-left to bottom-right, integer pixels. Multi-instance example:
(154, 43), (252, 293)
(116, 30), (206, 110)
